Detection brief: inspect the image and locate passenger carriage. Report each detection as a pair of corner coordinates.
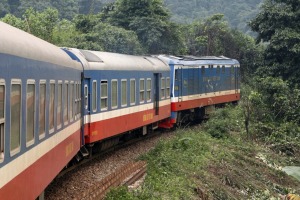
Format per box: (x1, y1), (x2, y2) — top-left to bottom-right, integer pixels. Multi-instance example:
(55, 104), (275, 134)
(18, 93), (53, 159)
(158, 55), (240, 126)
(64, 49), (171, 151)
(0, 22), (82, 199)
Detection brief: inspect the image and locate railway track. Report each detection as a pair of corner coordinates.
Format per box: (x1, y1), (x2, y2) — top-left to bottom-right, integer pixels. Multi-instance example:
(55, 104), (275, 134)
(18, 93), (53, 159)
(75, 161), (147, 200)
(57, 130), (162, 178)
(45, 129), (174, 199)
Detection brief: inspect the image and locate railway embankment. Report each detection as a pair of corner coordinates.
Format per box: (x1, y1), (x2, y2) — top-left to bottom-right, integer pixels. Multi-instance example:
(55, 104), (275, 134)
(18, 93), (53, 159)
(105, 106), (300, 199)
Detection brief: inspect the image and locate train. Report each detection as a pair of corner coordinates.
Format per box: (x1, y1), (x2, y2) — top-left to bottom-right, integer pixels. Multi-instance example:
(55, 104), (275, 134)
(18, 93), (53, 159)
(0, 22), (240, 199)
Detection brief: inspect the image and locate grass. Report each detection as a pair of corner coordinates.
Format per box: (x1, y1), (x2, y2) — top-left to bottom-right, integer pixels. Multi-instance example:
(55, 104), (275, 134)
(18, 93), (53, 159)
(105, 106), (300, 200)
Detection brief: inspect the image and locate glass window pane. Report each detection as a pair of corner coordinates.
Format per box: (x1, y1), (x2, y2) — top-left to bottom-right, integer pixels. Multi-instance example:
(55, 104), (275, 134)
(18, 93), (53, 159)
(101, 82), (108, 109)
(161, 78), (165, 99)
(130, 80), (136, 104)
(147, 79), (151, 101)
(26, 84), (35, 142)
(39, 84), (46, 135)
(121, 81), (127, 106)
(57, 84), (62, 127)
(112, 81), (118, 108)
(49, 84), (55, 130)
(92, 82), (97, 111)
(64, 83), (68, 123)
(11, 84), (21, 151)
(140, 79), (145, 102)
(69, 83), (73, 119)
(0, 85), (4, 119)
(166, 78), (170, 98)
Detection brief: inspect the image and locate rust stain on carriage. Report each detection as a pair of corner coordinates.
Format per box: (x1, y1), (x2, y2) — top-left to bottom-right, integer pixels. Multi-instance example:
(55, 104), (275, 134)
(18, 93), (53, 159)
(65, 142), (74, 157)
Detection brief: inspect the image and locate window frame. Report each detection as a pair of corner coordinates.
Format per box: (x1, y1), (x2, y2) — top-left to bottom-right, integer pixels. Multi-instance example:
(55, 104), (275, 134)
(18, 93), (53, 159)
(39, 80), (46, 140)
(84, 84), (88, 110)
(166, 77), (170, 98)
(0, 79), (5, 162)
(121, 79), (127, 107)
(161, 77), (165, 99)
(111, 79), (118, 109)
(63, 81), (69, 126)
(26, 79), (35, 147)
(57, 81), (63, 130)
(69, 81), (75, 122)
(100, 80), (108, 111)
(10, 79), (22, 156)
(139, 78), (145, 103)
(222, 65), (226, 74)
(49, 80), (55, 134)
(92, 80), (97, 112)
(146, 78), (152, 102)
(130, 79), (136, 105)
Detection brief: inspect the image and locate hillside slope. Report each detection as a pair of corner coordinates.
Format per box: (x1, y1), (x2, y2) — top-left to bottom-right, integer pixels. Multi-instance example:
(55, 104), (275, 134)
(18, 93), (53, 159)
(1, 0), (262, 34)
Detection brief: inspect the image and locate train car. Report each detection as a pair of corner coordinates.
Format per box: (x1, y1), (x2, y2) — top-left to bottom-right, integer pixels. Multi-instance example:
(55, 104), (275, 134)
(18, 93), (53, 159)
(64, 49), (171, 152)
(0, 22), (83, 199)
(158, 55), (240, 126)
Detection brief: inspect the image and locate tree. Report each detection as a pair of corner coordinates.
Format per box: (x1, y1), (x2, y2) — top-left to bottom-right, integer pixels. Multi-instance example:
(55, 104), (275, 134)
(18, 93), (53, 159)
(109, 0), (186, 54)
(1, 8), (59, 43)
(249, 0), (300, 86)
(51, 0), (80, 20)
(18, 0), (52, 15)
(0, 0), (10, 17)
(73, 14), (143, 54)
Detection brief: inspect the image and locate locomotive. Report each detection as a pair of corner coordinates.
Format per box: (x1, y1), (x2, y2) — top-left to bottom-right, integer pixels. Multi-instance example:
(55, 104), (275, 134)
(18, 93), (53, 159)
(0, 22), (240, 199)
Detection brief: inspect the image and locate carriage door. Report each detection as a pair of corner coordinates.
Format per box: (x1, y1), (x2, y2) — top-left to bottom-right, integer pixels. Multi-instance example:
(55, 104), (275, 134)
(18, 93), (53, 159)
(83, 78), (91, 133)
(0, 83), (4, 160)
(154, 73), (160, 115)
(175, 66), (183, 102)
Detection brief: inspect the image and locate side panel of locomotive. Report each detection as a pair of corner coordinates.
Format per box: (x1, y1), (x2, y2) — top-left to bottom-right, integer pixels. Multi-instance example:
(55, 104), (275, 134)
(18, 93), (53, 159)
(158, 55), (240, 125)
(0, 22), (82, 199)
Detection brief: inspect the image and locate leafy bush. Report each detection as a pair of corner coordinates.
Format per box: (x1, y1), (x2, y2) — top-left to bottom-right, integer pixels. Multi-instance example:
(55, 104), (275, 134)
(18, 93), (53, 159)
(204, 105), (243, 139)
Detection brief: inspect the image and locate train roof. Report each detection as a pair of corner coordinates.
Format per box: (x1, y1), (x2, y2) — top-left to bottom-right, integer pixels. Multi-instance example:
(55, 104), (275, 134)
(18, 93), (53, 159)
(158, 55), (240, 66)
(65, 48), (170, 72)
(0, 22), (81, 69)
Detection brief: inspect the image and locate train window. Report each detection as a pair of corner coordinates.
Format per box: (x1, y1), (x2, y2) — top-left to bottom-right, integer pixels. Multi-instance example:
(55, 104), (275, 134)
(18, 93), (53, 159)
(10, 80), (21, 154)
(0, 122), (4, 161)
(217, 66), (220, 74)
(92, 81), (97, 112)
(0, 84), (4, 119)
(57, 82), (62, 129)
(222, 65), (226, 74)
(69, 82), (74, 121)
(146, 79), (151, 102)
(101, 81), (108, 110)
(73, 83), (79, 120)
(201, 66), (205, 75)
(130, 79), (136, 105)
(64, 82), (69, 124)
(26, 81), (35, 146)
(121, 80), (127, 107)
(84, 84), (88, 110)
(78, 83), (81, 116)
(161, 77), (165, 99)
(231, 65), (235, 74)
(111, 80), (118, 109)
(0, 82), (5, 161)
(166, 77), (170, 98)
(49, 82), (55, 133)
(39, 81), (46, 139)
(140, 79), (145, 103)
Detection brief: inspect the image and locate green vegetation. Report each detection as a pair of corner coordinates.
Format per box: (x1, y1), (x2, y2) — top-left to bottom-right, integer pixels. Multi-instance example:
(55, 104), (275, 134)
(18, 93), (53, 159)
(105, 106), (300, 199)
(1, 0), (299, 198)
(0, 0), (262, 34)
